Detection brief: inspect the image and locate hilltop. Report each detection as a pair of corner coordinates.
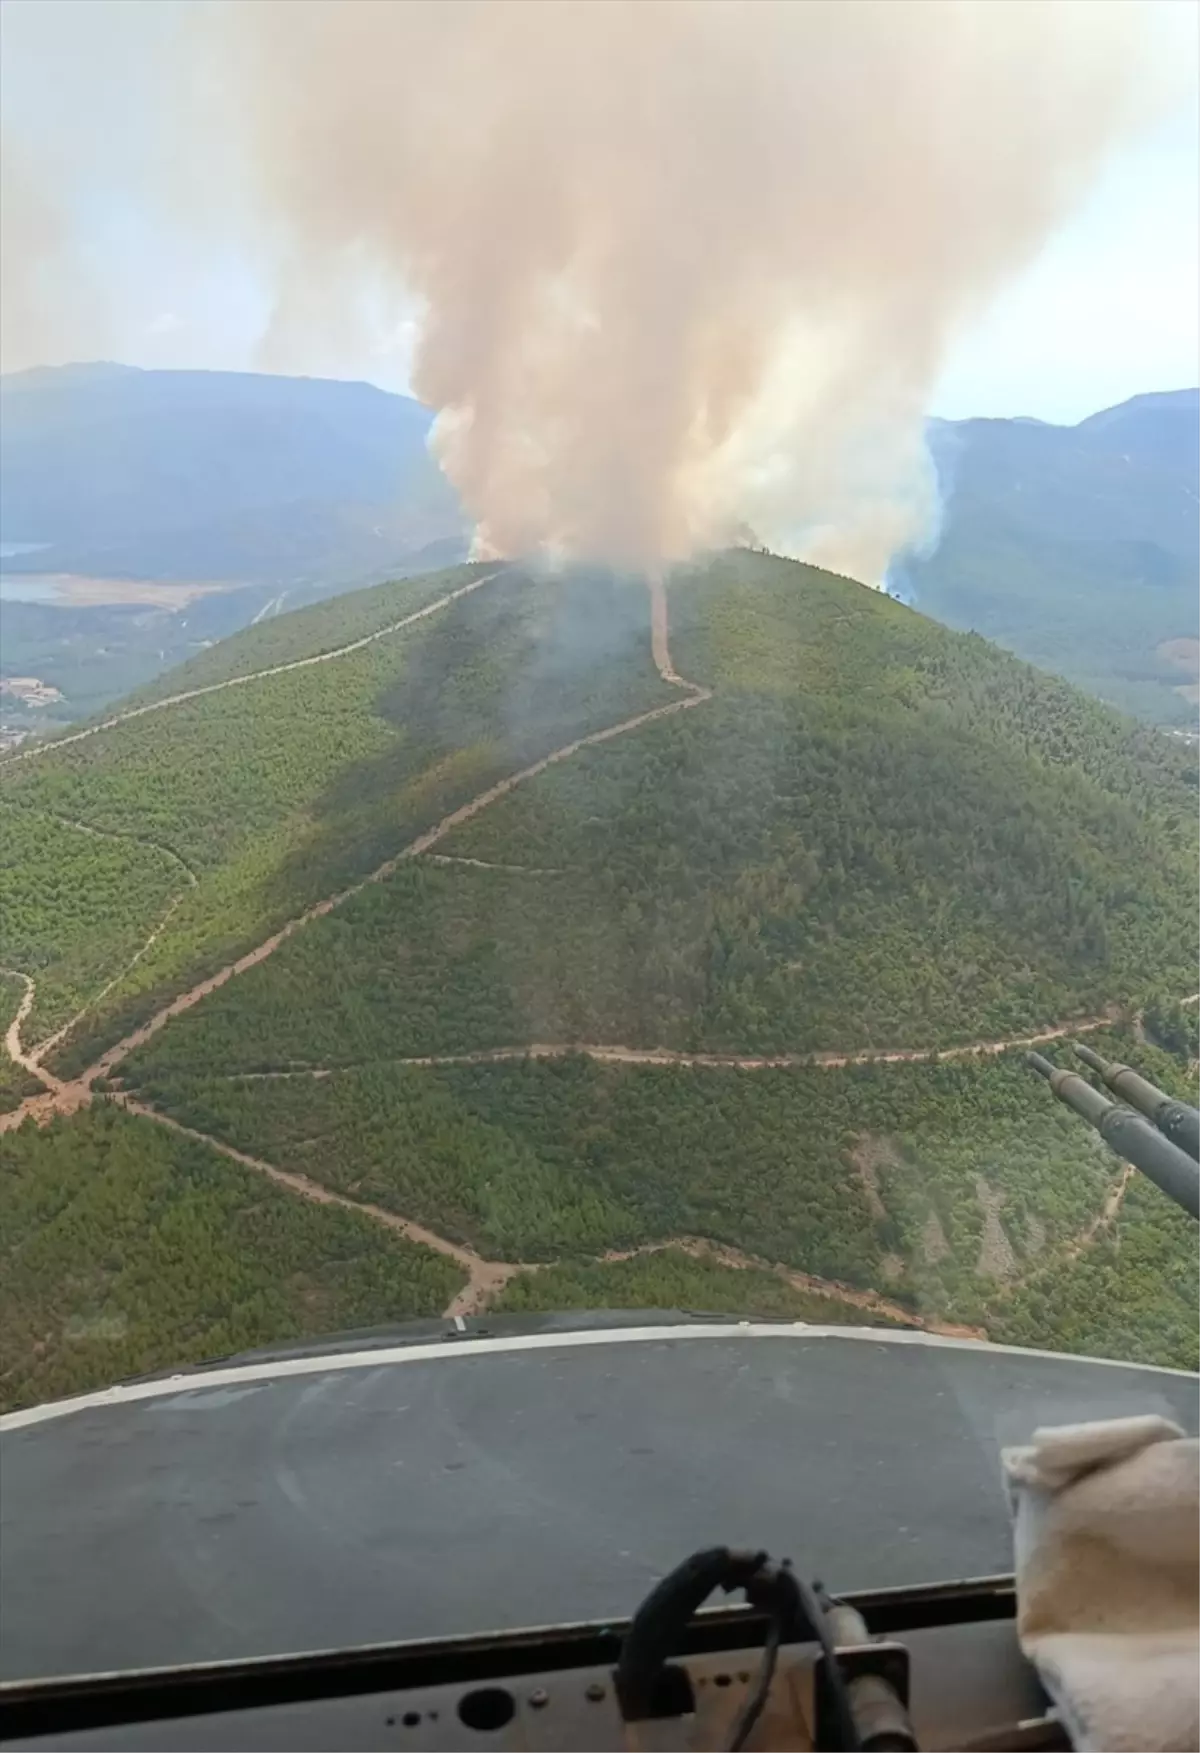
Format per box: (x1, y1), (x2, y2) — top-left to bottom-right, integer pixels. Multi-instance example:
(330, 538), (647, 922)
(1, 551), (1196, 1407)
(4, 374), (1195, 729)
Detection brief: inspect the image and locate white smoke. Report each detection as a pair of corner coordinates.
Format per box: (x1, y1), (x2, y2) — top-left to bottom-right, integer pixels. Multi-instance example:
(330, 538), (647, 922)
(2, 0), (1190, 581)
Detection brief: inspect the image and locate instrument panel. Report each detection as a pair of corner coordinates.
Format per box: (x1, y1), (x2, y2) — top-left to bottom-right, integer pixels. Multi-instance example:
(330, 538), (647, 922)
(2, 1580), (1064, 1752)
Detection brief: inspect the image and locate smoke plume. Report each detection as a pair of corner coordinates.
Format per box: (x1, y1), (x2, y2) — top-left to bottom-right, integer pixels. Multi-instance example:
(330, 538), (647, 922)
(221, 0), (1180, 580)
(0, 132), (111, 376)
(3, 0), (1188, 579)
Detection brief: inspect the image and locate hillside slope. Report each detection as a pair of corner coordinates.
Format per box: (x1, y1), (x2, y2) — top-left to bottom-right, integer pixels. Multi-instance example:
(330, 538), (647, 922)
(6, 375), (1193, 730)
(1, 562), (676, 1058)
(1, 552), (1196, 1405)
(909, 389), (1199, 725)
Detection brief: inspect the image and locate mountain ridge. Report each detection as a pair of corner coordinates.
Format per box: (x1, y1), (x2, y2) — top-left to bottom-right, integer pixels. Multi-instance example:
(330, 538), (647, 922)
(912, 387), (1198, 723)
(2, 550), (1195, 1405)
(3, 366), (1195, 728)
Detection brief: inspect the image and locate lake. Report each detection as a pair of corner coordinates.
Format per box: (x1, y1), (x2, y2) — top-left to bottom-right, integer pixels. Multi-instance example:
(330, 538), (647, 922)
(0, 572), (240, 608)
(0, 574), (63, 603)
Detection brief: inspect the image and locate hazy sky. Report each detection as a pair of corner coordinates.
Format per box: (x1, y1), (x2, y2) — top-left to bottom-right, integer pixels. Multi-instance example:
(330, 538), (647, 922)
(932, 102), (1199, 420)
(1, 0), (1196, 428)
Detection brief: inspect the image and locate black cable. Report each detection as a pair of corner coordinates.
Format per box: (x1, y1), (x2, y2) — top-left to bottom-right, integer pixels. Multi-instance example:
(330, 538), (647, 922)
(727, 1612), (782, 1752)
(618, 1547), (860, 1752)
(617, 1548), (764, 1720)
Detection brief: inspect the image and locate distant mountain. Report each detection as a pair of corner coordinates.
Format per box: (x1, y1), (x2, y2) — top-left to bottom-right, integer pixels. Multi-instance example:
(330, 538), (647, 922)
(0, 364), (467, 723)
(0, 363), (464, 581)
(3, 368), (1196, 731)
(905, 389), (1199, 726)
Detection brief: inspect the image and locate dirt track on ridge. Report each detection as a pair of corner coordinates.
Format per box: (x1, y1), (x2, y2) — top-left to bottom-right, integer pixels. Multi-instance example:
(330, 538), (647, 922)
(1, 574), (1186, 1335)
(0, 570), (508, 766)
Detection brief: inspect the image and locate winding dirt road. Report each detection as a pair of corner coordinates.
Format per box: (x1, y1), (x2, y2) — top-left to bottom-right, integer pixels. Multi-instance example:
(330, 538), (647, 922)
(114, 1097), (528, 1319)
(0, 570), (508, 766)
(1, 572), (1188, 1335)
(0, 806), (197, 1076)
(601, 1237), (986, 1339)
(1, 578), (708, 1132)
(110, 1094), (981, 1332)
(0, 971), (57, 1091)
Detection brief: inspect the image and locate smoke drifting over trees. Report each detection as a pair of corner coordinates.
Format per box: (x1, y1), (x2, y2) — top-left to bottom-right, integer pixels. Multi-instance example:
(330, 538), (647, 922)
(1, 0), (1188, 579)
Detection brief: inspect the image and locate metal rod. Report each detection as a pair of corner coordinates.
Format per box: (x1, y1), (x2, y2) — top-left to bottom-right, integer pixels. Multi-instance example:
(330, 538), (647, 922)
(1027, 1053), (1200, 1220)
(1073, 1042), (1199, 1163)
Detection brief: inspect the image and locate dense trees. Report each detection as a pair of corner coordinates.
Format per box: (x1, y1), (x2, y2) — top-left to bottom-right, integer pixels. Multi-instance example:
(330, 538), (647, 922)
(0, 807), (181, 1041)
(988, 1035), (1199, 1370)
(3, 553), (1196, 1392)
(6, 555), (1193, 1076)
(4, 1026), (1191, 1408)
(990, 1173), (1198, 1372)
(3, 566), (670, 1077)
(124, 1035), (1197, 1367)
(1143, 994), (1200, 1063)
(121, 1037), (1107, 1304)
(0, 1104), (464, 1413)
(493, 1250), (900, 1324)
(117, 564), (495, 705)
(0, 974), (43, 1112)
(116, 651), (1196, 1074)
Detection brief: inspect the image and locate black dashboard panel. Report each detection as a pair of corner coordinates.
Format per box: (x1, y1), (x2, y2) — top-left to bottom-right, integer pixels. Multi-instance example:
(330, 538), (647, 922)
(2, 1605), (1051, 1745)
(3, 1323), (1196, 1690)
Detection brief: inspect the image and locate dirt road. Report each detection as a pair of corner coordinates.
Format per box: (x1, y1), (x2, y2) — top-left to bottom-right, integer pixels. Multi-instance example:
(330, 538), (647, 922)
(110, 1095), (985, 1332)
(113, 1097), (527, 1318)
(0, 569), (508, 766)
(299, 1009), (1124, 1075)
(649, 575), (704, 694)
(0, 971), (59, 1092)
(0, 573), (1183, 1338)
(601, 1236), (986, 1339)
(425, 855), (564, 875)
(1061, 1164), (1135, 1262)
(1, 585), (710, 1127)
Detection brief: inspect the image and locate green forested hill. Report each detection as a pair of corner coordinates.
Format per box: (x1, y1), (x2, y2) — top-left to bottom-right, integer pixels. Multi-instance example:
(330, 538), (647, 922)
(115, 563), (498, 707)
(0, 1104), (463, 1411)
(0, 806), (184, 1041)
(2, 563), (672, 1071)
(1, 550), (1196, 1408)
(93, 554), (1196, 1072)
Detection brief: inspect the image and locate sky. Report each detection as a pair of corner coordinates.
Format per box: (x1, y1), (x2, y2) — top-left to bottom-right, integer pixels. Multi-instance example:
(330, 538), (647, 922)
(931, 102), (1199, 420)
(1, 0), (1196, 429)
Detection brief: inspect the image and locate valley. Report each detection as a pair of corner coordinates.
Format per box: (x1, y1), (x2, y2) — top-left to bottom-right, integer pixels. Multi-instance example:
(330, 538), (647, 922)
(1, 551), (1197, 1411)
(911, 390), (1199, 727)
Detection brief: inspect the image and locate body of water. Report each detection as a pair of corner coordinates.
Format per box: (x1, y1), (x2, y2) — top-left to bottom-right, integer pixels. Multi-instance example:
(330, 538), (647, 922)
(0, 542), (58, 601)
(0, 574), (65, 604)
(0, 578), (69, 606)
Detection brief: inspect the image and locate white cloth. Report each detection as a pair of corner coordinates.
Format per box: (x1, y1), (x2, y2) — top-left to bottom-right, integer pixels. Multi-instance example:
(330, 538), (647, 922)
(1003, 1416), (1200, 1753)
